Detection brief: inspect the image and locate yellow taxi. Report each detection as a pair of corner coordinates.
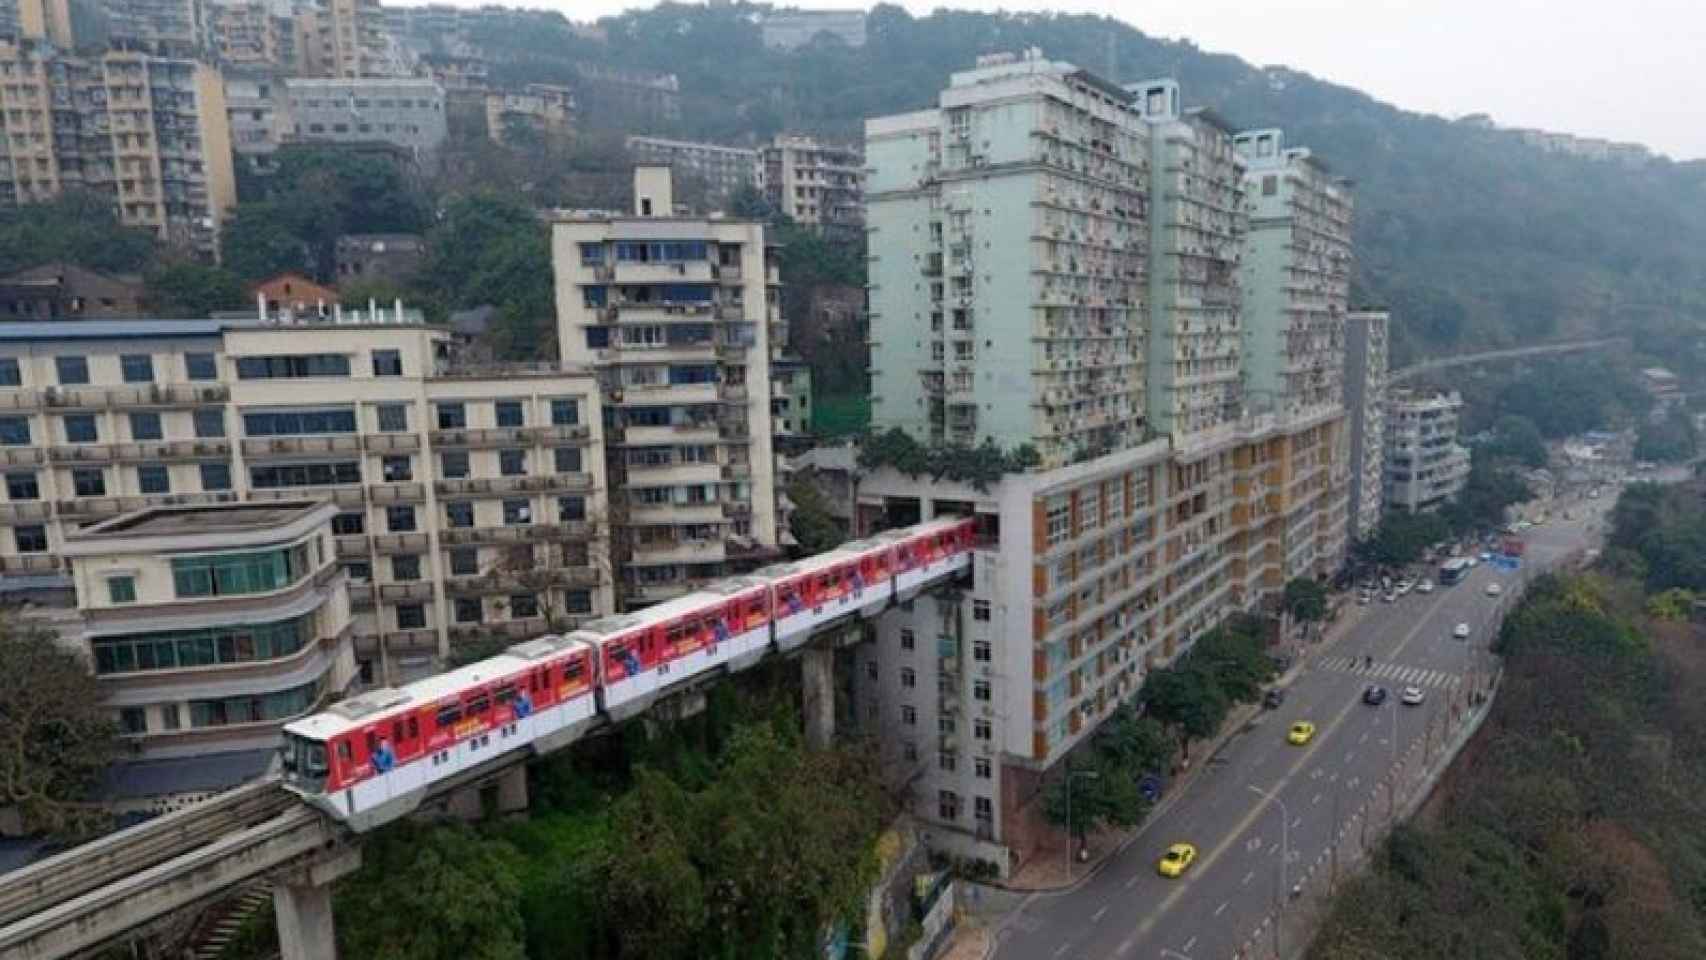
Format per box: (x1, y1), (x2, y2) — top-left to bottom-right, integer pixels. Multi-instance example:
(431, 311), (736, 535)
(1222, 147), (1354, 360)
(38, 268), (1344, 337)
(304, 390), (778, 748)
(1157, 842), (1198, 879)
(1287, 721), (1317, 745)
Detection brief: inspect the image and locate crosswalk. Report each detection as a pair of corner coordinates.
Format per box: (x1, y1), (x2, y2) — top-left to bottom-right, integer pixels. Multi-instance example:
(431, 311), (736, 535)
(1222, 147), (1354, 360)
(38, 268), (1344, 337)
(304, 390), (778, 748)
(1317, 656), (1462, 691)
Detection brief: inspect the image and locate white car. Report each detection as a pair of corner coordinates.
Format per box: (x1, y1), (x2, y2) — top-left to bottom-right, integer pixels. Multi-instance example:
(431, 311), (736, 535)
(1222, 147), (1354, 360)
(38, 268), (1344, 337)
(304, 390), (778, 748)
(1466, 557), (1480, 568)
(1400, 686), (1426, 706)
(1479, 551), (1493, 562)
(1486, 583), (1503, 598)
(1395, 580), (1414, 596)
(1453, 622), (1470, 639)
(1416, 580), (1435, 594)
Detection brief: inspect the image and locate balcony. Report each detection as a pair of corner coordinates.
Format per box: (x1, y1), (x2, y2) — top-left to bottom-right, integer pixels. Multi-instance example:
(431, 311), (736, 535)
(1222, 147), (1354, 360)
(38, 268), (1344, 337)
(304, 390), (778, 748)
(721, 462), (752, 481)
(371, 532), (430, 554)
(620, 381), (720, 406)
(47, 444), (113, 463)
(347, 582), (375, 610)
(0, 554), (59, 574)
(627, 461), (721, 486)
(439, 521), (590, 546)
(629, 502), (724, 525)
(249, 486), (366, 507)
(363, 433), (421, 453)
(385, 628), (439, 652)
(370, 481), (425, 504)
(378, 581), (436, 602)
(111, 439), (231, 463)
(335, 535), (370, 558)
(41, 383), (228, 410)
(240, 435), (361, 457)
(524, 424), (591, 444)
(630, 538), (727, 565)
(613, 260), (714, 285)
(0, 447), (43, 466)
(624, 422), (720, 446)
(429, 427), (532, 449)
(0, 500), (52, 522)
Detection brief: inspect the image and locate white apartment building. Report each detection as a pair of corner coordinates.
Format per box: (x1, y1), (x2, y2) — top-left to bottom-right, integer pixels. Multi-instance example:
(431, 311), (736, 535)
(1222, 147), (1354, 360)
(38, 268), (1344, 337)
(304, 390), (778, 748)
(1345, 310), (1389, 539)
(627, 135), (762, 202)
(763, 134), (863, 230)
(552, 166), (784, 607)
(283, 77), (446, 166)
(61, 500), (356, 760)
(0, 318), (611, 685)
(1384, 388), (1470, 513)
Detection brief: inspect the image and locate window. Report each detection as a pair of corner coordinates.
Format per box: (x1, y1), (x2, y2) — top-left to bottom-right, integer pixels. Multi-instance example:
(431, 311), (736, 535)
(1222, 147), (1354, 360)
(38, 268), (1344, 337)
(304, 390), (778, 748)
(454, 597), (483, 624)
(901, 667), (916, 688)
(382, 456), (412, 482)
(15, 524), (46, 552)
(120, 707), (147, 735)
(974, 718), (992, 740)
(557, 495), (585, 522)
(974, 796), (993, 821)
(386, 505), (416, 532)
(395, 604), (426, 629)
(499, 449), (526, 476)
(200, 462), (231, 491)
(508, 594), (539, 619)
(120, 354), (153, 383)
(72, 468), (105, 496)
(495, 400), (524, 427)
(242, 408), (357, 436)
(938, 715), (956, 735)
(939, 751), (957, 772)
(440, 451), (469, 479)
(550, 399), (578, 425)
(582, 286), (607, 308)
(372, 349), (402, 376)
(64, 414), (97, 443)
(0, 416), (27, 445)
(579, 242), (604, 265)
(449, 547), (478, 576)
(1263, 174), (1278, 196)
(185, 352), (217, 380)
(376, 403), (407, 432)
(973, 640), (992, 662)
(553, 447), (581, 473)
(436, 403), (466, 429)
(234, 354), (350, 379)
(6, 472), (38, 500)
(565, 589), (592, 614)
(903, 741), (918, 761)
(161, 703), (181, 730)
(107, 576), (136, 604)
(55, 355), (89, 384)
(172, 547), (309, 598)
(250, 461), (361, 488)
(0, 357), (19, 385)
(137, 465), (169, 494)
(392, 554), (421, 581)
(193, 409), (225, 438)
(973, 679), (991, 701)
(503, 498), (531, 525)
(975, 757), (992, 779)
(1045, 496), (1071, 547)
(129, 412), (162, 440)
(900, 628), (915, 650)
(332, 512), (364, 535)
(900, 705), (917, 726)
(973, 599), (990, 622)
(938, 790), (960, 821)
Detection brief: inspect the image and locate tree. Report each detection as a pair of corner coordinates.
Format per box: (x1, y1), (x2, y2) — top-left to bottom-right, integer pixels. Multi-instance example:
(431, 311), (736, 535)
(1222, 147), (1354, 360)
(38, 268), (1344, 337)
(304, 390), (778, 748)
(1041, 758), (1148, 844)
(1635, 408), (1698, 464)
(335, 822), (526, 960)
(1142, 665), (1228, 747)
(597, 768), (708, 959)
(0, 190), (159, 276)
(479, 528), (607, 638)
(1356, 511), (1451, 568)
(787, 476), (846, 554)
(1485, 414), (1548, 468)
(219, 201), (318, 282)
(1282, 576), (1329, 622)
(143, 262), (247, 316)
(0, 625), (118, 835)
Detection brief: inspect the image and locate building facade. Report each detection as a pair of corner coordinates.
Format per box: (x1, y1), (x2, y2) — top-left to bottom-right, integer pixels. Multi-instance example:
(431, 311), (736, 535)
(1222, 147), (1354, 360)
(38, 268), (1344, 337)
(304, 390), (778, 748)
(304, 0), (387, 78)
(0, 262), (147, 320)
(0, 318), (612, 686)
(484, 84), (574, 145)
(0, 39), (237, 257)
(763, 134), (863, 231)
(103, 0), (210, 57)
(865, 52), (1150, 465)
(759, 9), (867, 50)
(209, 0), (299, 70)
(334, 232), (425, 286)
(626, 135), (761, 202)
(1, 0), (71, 45)
(283, 77), (446, 165)
(1383, 389), (1469, 513)
(552, 166), (784, 606)
(1344, 310), (1388, 539)
(61, 500), (356, 759)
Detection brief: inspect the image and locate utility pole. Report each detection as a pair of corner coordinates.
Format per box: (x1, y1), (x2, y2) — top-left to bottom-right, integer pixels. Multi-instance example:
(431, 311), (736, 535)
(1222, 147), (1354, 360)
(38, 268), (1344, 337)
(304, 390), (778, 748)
(1065, 768), (1099, 884)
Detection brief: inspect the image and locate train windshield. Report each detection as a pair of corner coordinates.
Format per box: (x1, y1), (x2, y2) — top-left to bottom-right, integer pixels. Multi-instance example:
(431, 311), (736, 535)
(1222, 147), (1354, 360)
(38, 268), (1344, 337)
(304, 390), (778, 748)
(281, 732), (329, 791)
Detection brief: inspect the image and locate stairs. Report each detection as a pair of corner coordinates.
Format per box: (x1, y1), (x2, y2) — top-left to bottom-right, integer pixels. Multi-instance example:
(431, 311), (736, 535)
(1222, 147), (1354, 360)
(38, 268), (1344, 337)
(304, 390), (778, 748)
(188, 883), (274, 960)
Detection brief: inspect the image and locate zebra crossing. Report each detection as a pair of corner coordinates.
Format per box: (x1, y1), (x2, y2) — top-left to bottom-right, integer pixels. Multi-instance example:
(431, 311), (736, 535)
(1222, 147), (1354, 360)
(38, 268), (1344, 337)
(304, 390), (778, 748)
(1317, 656), (1462, 691)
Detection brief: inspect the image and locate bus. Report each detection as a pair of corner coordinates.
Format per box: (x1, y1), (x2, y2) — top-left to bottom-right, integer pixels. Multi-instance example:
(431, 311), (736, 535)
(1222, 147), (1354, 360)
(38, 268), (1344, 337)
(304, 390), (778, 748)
(1438, 557), (1472, 586)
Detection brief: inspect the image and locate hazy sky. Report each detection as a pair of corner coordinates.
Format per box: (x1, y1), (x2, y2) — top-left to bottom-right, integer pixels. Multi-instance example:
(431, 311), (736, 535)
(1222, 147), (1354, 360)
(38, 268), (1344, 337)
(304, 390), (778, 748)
(435, 0), (1703, 160)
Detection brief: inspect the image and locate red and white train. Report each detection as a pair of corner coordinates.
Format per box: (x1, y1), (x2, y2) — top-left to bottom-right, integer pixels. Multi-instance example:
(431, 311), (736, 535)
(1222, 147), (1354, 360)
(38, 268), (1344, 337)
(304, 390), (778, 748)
(280, 517), (976, 829)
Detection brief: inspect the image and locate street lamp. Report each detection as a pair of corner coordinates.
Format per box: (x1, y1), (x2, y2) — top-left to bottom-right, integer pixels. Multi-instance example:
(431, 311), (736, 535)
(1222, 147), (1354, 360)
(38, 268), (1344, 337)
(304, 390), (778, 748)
(1065, 769), (1100, 883)
(1249, 784), (1292, 958)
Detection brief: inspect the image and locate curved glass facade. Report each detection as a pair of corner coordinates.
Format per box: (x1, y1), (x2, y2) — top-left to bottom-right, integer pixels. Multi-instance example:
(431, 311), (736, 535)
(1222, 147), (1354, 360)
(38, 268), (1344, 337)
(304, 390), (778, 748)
(92, 613), (314, 675)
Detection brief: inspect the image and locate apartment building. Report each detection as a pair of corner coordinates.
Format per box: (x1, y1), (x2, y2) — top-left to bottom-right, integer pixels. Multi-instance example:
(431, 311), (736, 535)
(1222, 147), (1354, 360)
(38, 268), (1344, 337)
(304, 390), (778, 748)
(283, 77), (446, 166)
(865, 51), (1150, 466)
(485, 84), (573, 145)
(0, 318), (612, 685)
(104, 0), (210, 56)
(1129, 79), (1249, 439)
(0, 0), (70, 44)
(1344, 310), (1389, 539)
(763, 134), (863, 231)
(1235, 128), (1354, 416)
(552, 166), (783, 606)
(60, 499), (357, 760)
(772, 357), (811, 439)
(304, 0), (387, 78)
(1384, 389), (1470, 513)
(759, 8), (867, 50)
(626, 135), (761, 202)
(0, 39), (237, 257)
(223, 66), (287, 171)
(859, 53), (1353, 873)
(208, 0), (299, 71)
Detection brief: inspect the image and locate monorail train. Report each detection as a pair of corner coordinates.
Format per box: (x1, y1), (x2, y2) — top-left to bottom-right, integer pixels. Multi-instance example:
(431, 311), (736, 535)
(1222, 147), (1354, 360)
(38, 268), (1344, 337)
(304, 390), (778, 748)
(279, 516), (976, 830)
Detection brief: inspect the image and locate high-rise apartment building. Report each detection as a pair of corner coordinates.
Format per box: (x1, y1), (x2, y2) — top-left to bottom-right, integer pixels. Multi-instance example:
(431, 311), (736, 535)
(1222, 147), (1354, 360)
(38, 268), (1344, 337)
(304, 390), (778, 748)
(305, 0), (387, 78)
(866, 51), (1150, 466)
(0, 318), (613, 686)
(1130, 78), (1248, 439)
(1344, 310), (1389, 539)
(861, 53), (1354, 873)
(1384, 388), (1470, 513)
(1234, 128), (1354, 416)
(1, 0), (71, 44)
(552, 166), (784, 607)
(762, 134), (863, 231)
(0, 39), (237, 258)
(282, 77), (446, 166)
(626, 135), (761, 203)
(103, 0), (210, 56)
(209, 0), (299, 70)
(61, 499), (357, 759)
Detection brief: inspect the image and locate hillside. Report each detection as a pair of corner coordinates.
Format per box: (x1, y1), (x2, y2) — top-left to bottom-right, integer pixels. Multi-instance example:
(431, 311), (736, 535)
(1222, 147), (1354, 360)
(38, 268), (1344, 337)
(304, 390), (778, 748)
(470, 2), (1706, 367)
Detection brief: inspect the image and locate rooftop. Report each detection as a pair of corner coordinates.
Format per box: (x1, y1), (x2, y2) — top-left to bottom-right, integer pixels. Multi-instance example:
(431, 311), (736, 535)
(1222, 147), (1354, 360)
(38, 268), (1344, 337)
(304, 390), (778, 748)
(0, 320), (229, 342)
(77, 501), (325, 539)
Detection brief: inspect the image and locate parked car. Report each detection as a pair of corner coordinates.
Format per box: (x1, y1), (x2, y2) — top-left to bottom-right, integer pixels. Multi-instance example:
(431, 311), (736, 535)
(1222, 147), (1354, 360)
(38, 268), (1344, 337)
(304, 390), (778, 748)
(1400, 686), (1426, 706)
(1264, 688), (1288, 709)
(1486, 583), (1504, 597)
(1453, 622), (1471, 639)
(1363, 684), (1389, 706)
(1416, 579), (1435, 594)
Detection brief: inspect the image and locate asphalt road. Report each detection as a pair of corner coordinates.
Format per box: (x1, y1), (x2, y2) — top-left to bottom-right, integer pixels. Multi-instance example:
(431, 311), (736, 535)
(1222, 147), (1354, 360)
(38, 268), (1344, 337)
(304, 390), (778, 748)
(993, 498), (1611, 960)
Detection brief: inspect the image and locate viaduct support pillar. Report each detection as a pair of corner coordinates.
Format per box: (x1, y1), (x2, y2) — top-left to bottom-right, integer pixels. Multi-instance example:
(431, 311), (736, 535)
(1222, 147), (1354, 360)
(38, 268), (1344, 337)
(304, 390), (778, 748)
(802, 642), (836, 750)
(495, 763), (529, 815)
(274, 845), (362, 960)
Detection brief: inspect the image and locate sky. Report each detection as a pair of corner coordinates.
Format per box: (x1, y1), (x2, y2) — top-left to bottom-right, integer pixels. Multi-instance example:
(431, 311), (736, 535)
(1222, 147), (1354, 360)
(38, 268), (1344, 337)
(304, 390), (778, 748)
(427, 0), (1705, 160)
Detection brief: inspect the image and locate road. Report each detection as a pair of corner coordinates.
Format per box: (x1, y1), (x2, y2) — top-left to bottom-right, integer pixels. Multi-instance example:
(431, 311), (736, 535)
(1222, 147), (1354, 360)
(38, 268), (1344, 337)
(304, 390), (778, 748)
(992, 500), (1611, 960)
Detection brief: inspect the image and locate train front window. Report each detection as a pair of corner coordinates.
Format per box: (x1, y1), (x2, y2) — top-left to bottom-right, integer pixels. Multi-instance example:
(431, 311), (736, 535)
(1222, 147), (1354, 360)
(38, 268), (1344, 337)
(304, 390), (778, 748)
(283, 734), (328, 790)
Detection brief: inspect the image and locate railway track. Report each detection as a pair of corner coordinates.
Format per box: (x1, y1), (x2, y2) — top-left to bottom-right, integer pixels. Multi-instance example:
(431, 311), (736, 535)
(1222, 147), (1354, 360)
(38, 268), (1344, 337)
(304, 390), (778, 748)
(0, 778), (294, 929)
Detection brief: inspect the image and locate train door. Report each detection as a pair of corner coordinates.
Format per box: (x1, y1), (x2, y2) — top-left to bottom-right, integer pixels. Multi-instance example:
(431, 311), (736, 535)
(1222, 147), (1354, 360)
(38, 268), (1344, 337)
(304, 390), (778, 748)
(387, 711), (426, 796)
(462, 685), (496, 765)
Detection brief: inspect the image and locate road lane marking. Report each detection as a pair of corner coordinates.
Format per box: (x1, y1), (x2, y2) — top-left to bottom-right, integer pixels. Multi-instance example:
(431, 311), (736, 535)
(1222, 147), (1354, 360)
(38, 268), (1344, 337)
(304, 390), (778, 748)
(1214, 901), (1229, 917)
(1359, 732), (1368, 744)
(1291, 817), (1302, 829)
(1312, 792), (1323, 805)
(1093, 905), (1108, 924)
(1126, 874), (1140, 889)
(1242, 870), (1256, 886)
(1116, 936), (1134, 956)
(1183, 935), (1198, 952)
(1052, 944), (1069, 958)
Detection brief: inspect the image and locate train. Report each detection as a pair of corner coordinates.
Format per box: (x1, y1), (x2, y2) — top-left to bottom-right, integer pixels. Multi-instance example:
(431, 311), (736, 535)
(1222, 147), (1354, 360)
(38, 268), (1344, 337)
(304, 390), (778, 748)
(279, 516), (976, 830)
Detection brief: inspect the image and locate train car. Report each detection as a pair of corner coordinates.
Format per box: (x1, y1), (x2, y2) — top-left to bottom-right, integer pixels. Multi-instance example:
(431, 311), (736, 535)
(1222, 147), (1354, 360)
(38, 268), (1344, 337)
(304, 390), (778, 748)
(760, 536), (900, 652)
(279, 635), (595, 830)
(877, 516), (977, 600)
